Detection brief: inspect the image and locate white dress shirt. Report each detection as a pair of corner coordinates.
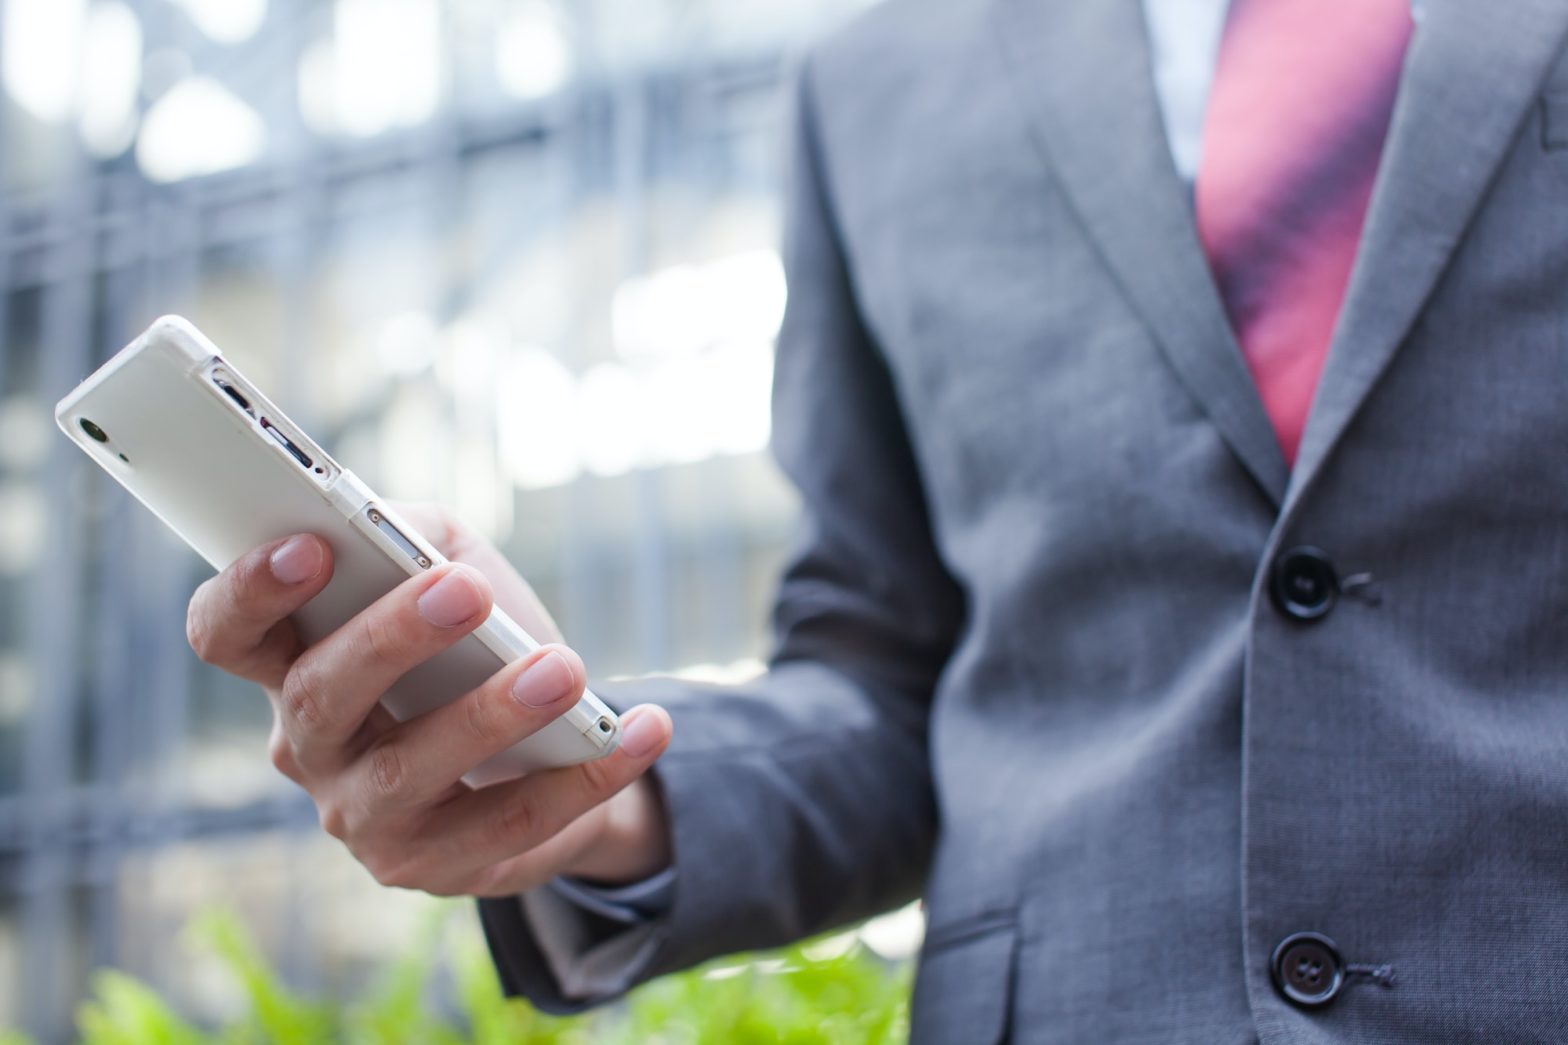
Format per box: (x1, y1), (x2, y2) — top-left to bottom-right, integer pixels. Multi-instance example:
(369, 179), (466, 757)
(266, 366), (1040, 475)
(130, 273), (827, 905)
(1141, 0), (1231, 179)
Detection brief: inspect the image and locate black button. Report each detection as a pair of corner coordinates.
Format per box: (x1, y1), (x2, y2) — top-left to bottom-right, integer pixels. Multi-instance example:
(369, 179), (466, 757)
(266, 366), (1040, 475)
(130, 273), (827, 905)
(1270, 546), (1339, 621)
(1271, 932), (1345, 1008)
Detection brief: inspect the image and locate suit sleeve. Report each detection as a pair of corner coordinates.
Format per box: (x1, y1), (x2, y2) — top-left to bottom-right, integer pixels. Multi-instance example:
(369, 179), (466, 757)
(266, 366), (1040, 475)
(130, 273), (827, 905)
(478, 54), (966, 1012)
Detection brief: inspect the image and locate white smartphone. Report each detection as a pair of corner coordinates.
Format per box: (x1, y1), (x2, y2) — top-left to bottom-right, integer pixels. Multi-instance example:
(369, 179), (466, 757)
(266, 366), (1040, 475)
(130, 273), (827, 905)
(55, 315), (620, 787)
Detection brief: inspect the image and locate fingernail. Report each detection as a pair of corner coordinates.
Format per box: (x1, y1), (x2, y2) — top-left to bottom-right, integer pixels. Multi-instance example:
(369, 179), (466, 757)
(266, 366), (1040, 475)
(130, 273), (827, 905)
(618, 708), (668, 759)
(511, 651), (575, 708)
(417, 570), (484, 628)
(270, 536), (323, 585)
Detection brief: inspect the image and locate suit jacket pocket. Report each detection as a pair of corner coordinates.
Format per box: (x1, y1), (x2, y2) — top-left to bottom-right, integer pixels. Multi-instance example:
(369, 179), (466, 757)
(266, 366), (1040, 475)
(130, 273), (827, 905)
(910, 910), (1018, 1045)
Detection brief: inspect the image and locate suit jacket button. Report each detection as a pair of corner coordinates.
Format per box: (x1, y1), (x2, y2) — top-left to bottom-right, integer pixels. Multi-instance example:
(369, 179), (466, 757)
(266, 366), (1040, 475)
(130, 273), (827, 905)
(1270, 546), (1339, 621)
(1271, 932), (1345, 1008)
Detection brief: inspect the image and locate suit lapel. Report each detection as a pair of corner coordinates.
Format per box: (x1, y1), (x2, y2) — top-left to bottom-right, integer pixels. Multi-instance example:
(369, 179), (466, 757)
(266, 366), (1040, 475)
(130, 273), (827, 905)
(990, 0), (1289, 505)
(1286, 0), (1568, 504)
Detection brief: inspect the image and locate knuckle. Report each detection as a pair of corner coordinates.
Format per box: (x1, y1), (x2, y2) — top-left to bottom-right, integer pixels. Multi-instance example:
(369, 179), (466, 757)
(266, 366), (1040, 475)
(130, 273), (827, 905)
(228, 549), (272, 602)
(485, 795), (540, 851)
(462, 690), (506, 745)
(574, 756), (624, 800)
(281, 661), (332, 733)
(267, 729), (299, 779)
(365, 742), (409, 802)
(317, 801), (348, 840)
(360, 611), (409, 665)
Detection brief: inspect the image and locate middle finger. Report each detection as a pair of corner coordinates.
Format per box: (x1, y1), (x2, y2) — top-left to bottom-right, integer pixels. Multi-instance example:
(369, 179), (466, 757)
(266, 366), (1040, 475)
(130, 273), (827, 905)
(350, 644), (586, 811)
(276, 562), (493, 770)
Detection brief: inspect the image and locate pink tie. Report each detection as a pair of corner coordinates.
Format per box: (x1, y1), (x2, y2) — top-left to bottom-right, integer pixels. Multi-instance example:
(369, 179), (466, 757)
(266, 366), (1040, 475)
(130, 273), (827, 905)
(1195, 0), (1413, 464)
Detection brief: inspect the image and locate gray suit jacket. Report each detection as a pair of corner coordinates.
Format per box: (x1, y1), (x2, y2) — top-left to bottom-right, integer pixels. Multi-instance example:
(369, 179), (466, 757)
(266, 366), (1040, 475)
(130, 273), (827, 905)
(481, 1), (1568, 1040)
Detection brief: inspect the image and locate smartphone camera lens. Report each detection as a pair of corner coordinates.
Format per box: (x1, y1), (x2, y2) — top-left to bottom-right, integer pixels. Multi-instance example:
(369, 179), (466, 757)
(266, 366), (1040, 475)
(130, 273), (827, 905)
(79, 418), (109, 443)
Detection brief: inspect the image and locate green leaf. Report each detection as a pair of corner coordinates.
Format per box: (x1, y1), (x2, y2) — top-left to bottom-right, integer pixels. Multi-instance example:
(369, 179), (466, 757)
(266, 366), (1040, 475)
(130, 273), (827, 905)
(186, 909), (335, 1044)
(73, 970), (207, 1045)
(64, 902), (912, 1044)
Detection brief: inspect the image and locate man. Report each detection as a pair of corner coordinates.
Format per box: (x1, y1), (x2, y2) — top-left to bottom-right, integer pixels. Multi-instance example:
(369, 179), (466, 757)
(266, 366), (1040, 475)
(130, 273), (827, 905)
(185, 0), (1568, 1040)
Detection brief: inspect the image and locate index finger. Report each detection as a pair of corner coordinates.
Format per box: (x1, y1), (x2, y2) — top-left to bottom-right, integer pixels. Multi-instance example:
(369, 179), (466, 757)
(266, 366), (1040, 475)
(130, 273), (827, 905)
(187, 534), (333, 687)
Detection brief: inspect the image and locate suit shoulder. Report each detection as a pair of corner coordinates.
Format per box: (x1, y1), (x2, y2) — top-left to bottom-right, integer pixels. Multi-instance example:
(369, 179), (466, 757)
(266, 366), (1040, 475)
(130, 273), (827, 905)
(804, 0), (978, 91)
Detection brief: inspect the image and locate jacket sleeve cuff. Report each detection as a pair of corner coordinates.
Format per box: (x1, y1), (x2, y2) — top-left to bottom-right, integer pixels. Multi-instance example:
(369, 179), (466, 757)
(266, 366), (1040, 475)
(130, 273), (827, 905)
(477, 884), (670, 1014)
(548, 867), (677, 923)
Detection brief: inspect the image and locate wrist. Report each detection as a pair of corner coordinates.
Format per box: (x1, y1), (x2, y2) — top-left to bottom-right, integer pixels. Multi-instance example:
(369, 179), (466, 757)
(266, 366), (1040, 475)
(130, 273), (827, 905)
(562, 774), (672, 884)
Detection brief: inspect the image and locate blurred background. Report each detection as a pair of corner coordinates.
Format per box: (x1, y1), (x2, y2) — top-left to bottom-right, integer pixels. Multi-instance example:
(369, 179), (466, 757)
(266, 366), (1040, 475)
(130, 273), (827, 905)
(0, 0), (899, 1038)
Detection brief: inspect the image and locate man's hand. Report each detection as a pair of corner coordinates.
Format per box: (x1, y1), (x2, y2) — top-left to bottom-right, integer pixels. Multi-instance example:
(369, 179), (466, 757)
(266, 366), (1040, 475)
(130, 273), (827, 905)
(185, 503), (674, 897)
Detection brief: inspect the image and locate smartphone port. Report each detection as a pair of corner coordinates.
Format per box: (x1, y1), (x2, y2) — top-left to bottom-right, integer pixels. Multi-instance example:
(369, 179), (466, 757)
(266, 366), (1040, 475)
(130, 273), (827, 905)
(215, 379), (254, 416)
(366, 507), (433, 568)
(260, 418), (313, 471)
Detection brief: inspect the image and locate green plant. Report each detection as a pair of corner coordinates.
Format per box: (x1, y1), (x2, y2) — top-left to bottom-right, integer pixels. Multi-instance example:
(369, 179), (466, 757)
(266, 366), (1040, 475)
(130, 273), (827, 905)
(192, 910), (337, 1043)
(605, 939), (911, 1044)
(69, 973), (206, 1045)
(41, 906), (909, 1045)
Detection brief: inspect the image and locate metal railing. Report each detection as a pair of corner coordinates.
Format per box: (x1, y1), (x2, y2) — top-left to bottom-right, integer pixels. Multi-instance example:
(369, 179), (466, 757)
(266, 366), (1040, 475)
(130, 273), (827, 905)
(0, 11), (805, 1034)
